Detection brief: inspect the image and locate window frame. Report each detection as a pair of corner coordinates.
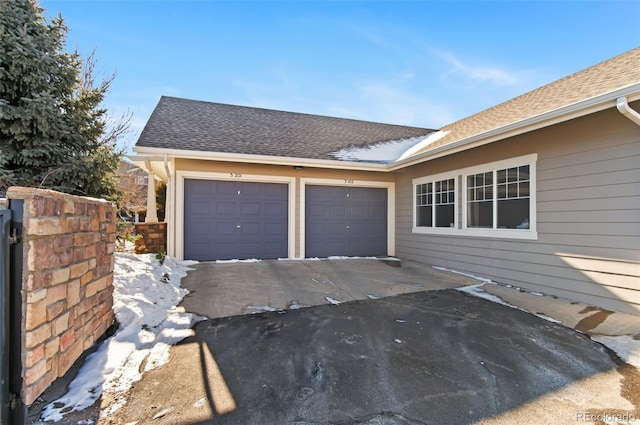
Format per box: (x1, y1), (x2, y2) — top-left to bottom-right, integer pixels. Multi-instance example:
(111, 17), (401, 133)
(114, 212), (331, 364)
(461, 154), (537, 240)
(411, 154), (537, 240)
(412, 171), (459, 235)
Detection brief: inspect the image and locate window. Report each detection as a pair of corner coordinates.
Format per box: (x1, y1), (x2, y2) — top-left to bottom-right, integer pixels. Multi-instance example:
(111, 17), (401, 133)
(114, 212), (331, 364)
(413, 174), (457, 232)
(463, 154), (536, 237)
(415, 183), (432, 227)
(412, 154), (537, 239)
(497, 165), (530, 229)
(467, 172), (493, 228)
(135, 175), (148, 185)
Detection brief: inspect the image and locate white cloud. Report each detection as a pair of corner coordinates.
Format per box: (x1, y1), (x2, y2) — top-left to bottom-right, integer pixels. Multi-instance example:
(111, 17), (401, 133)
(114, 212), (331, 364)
(353, 82), (456, 128)
(436, 50), (521, 87)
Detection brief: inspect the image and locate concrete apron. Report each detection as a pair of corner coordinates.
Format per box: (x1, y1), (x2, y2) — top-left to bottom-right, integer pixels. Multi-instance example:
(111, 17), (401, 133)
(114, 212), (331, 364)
(180, 258), (640, 337)
(179, 259), (477, 319)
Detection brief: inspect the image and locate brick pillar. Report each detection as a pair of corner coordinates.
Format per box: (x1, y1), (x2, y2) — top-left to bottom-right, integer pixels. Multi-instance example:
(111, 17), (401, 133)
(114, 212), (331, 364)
(134, 222), (167, 254)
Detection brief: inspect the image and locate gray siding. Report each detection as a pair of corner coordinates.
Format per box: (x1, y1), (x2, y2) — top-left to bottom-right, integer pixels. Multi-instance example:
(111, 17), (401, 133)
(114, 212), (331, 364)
(395, 107), (640, 315)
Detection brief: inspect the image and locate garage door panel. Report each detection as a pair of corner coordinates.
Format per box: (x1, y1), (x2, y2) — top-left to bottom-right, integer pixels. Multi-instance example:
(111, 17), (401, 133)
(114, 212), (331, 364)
(217, 242), (239, 257)
(191, 201), (212, 215)
(305, 185), (387, 258)
(350, 241), (371, 254)
(367, 223), (386, 235)
(239, 222), (260, 236)
(238, 182), (258, 195)
(215, 202), (236, 215)
(215, 181), (237, 196)
(308, 204), (328, 217)
(328, 223), (347, 236)
(184, 179), (288, 261)
(348, 188), (367, 201)
(265, 222), (286, 235)
(265, 184), (287, 197)
(368, 206), (386, 218)
(330, 241), (348, 256)
(241, 202), (260, 215)
(349, 205), (366, 219)
(349, 222), (368, 234)
(330, 205), (347, 217)
(189, 179), (214, 195)
(265, 202), (286, 216)
(264, 242), (284, 255)
(214, 222), (237, 235)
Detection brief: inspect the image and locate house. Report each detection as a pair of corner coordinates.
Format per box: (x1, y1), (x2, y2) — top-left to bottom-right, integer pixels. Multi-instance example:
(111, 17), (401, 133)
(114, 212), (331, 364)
(131, 47), (640, 315)
(117, 160), (149, 219)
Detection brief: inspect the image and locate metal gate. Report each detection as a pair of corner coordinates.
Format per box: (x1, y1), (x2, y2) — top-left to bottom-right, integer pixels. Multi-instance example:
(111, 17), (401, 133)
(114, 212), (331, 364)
(1, 200), (24, 425)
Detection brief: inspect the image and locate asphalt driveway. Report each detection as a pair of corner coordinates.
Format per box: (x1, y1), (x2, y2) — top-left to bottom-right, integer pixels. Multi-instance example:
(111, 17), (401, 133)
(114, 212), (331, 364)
(110, 260), (635, 425)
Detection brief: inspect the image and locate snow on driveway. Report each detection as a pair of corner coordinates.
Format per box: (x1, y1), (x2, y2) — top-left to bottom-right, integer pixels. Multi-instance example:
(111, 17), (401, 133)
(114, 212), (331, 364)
(41, 253), (202, 422)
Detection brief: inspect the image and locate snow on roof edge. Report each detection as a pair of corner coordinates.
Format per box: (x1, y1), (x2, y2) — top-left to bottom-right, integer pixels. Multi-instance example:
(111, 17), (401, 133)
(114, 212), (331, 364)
(329, 135), (431, 163)
(396, 130), (450, 161)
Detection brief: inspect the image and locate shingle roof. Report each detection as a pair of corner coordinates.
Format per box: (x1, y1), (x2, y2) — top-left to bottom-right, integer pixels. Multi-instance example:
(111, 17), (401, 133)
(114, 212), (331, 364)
(135, 97), (435, 161)
(410, 47), (640, 157)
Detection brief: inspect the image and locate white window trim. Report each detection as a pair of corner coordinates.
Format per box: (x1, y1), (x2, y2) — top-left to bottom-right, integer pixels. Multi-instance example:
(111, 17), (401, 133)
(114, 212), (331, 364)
(175, 171), (296, 261)
(461, 154), (537, 240)
(300, 177), (395, 259)
(412, 171), (459, 235)
(411, 154), (538, 240)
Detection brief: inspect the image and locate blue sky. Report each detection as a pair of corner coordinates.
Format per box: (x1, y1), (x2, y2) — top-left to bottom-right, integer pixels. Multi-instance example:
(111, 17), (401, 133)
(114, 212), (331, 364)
(41, 1), (640, 151)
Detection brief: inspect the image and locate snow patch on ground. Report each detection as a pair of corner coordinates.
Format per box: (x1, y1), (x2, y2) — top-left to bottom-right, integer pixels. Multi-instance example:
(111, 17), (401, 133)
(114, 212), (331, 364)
(433, 266), (494, 283)
(325, 297), (341, 305)
(456, 283), (517, 308)
(288, 301), (311, 310)
(327, 255), (378, 260)
(304, 256), (399, 261)
(443, 267), (564, 325)
(216, 258), (262, 263)
(535, 313), (562, 324)
(592, 335), (640, 369)
(247, 305), (281, 313)
(443, 266), (640, 369)
(41, 254), (201, 422)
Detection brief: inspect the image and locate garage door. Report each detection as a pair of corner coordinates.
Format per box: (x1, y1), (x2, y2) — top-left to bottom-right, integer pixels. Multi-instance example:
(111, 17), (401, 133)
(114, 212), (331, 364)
(305, 185), (387, 258)
(184, 179), (288, 261)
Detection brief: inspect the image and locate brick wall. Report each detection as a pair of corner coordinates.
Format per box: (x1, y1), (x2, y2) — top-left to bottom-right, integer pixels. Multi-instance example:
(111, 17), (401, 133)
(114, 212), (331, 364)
(134, 222), (166, 254)
(7, 187), (116, 405)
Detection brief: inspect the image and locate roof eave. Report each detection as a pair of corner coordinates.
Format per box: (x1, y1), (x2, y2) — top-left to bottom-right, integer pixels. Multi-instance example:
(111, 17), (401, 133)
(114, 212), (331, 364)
(133, 83), (640, 175)
(388, 83), (640, 171)
(131, 147), (391, 172)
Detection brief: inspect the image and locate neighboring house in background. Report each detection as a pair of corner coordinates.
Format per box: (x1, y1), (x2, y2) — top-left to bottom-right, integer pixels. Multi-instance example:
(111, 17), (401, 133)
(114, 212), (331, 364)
(118, 161), (149, 220)
(131, 48), (640, 315)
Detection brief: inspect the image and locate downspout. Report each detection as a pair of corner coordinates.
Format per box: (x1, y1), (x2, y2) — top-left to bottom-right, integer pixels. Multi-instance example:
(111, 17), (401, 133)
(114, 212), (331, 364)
(163, 154), (174, 257)
(616, 96), (640, 126)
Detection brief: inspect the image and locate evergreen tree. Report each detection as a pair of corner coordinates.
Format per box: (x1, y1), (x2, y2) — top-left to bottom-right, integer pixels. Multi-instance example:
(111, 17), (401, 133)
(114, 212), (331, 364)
(0, 0), (127, 201)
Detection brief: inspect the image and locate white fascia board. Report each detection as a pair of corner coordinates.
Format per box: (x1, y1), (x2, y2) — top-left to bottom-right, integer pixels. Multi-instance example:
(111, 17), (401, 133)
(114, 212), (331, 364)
(131, 147), (389, 172)
(388, 84), (640, 171)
